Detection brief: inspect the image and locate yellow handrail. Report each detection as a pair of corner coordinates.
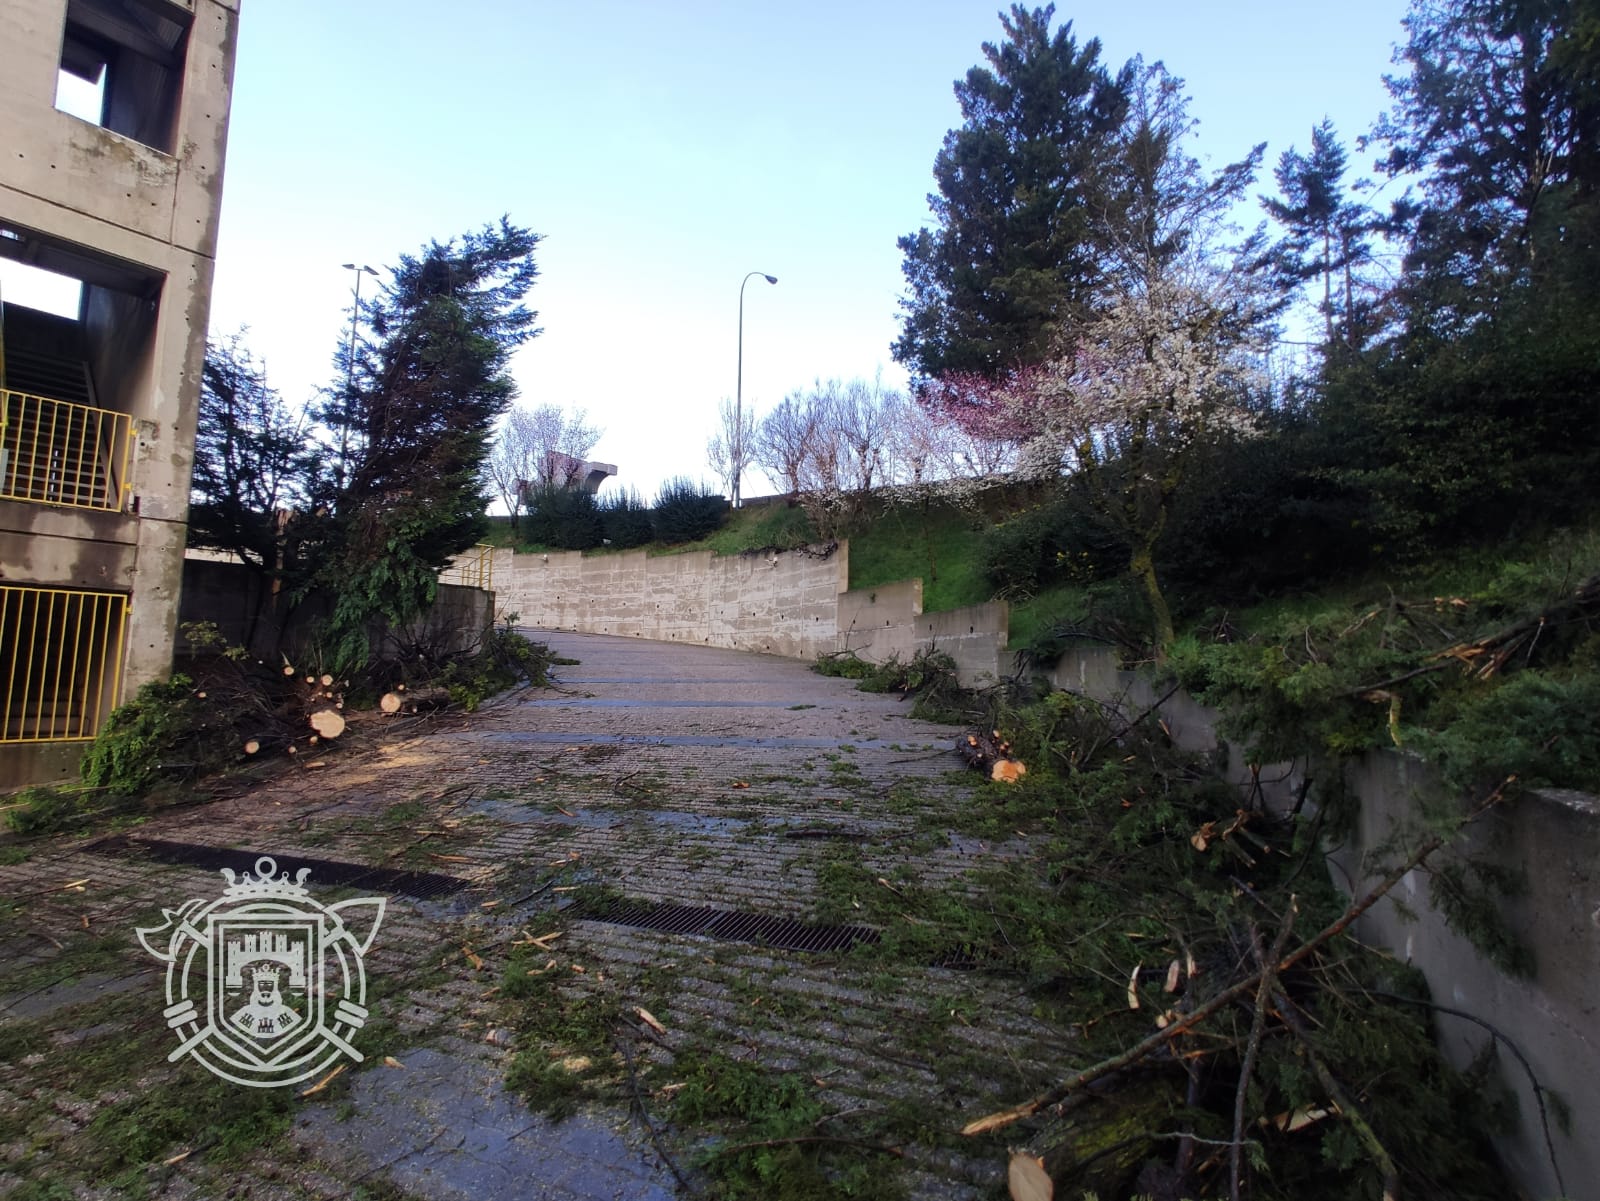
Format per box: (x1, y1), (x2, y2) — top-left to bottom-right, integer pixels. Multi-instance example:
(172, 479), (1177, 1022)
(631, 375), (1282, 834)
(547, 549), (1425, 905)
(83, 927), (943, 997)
(441, 543), (495, 592)
(0, 388), (134, 513)
(0, 585), (129, 743)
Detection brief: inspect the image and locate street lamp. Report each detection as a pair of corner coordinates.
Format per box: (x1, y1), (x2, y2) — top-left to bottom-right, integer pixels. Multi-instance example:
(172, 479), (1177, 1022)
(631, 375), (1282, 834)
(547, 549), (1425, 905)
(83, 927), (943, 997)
(338, 262), (379, 495)
(735, 270), (777, 508)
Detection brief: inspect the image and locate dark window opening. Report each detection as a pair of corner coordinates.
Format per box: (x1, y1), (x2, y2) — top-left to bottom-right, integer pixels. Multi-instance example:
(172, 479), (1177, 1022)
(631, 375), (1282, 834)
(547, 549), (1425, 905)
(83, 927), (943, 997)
(56, 0), (191, 155)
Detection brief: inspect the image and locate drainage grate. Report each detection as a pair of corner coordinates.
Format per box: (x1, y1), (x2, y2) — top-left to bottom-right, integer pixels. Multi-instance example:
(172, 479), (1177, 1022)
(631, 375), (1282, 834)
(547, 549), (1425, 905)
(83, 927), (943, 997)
(572, 896), (880, 955)
(84, 836), (471, 901)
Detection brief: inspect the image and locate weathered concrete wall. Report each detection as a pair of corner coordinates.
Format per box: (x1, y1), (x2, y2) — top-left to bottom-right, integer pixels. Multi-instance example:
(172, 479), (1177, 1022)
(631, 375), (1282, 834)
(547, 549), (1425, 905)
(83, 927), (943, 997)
(499, 543), (850, 661)
(1048, 642), (1597, 1200)
(1, 0), (240, 778)
(177, 559), (493, 665)
(485, 541), (1011, 685)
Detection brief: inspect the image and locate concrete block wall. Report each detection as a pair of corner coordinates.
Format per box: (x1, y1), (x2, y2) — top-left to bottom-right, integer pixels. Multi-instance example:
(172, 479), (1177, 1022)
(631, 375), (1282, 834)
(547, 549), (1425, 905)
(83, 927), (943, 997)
(178, 559), (492, 664)
(1, 0), (239, 785)
(486, 540), (1011, 685)
(1048, 642), (1597, 1201)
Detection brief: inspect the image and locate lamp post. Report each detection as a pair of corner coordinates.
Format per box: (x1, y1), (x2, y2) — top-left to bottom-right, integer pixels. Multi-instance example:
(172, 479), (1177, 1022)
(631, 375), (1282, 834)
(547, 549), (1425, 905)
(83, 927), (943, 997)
(337, 262), (379, 495)
(735, 270), (777, 508)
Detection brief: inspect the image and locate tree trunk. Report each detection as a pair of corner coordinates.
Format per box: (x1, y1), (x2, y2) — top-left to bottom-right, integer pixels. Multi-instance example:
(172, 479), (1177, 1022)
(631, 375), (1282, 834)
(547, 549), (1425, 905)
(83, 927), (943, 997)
(1130, 544), (1175, 660)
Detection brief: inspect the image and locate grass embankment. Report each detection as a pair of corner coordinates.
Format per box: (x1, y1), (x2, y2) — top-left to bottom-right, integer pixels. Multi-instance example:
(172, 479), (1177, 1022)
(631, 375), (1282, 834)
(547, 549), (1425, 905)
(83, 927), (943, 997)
(485, 493), (1069, 639)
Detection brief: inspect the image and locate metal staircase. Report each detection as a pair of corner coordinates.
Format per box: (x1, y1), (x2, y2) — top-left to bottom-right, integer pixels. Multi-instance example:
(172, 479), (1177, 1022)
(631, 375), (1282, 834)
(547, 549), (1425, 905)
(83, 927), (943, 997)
(1, 302), (129, 512)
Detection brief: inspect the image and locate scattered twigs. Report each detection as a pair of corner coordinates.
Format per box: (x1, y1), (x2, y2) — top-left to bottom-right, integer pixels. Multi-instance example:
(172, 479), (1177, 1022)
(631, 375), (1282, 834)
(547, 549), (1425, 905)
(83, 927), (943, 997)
(1369, 990), (1568, 1198)
(1272, 989), (1399, 1201)
(1350, 573), (1600, 696)
(615, 1029), (697, 1196)
(1230, 899), (1298, 1201)
(961, 778), (1514, 1137)
(706, 1135), (904, 1159)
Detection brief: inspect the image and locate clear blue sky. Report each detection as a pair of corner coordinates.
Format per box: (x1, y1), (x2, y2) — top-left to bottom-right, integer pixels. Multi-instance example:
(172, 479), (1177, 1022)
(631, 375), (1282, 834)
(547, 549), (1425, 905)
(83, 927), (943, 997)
(11, 1), (1416, 499)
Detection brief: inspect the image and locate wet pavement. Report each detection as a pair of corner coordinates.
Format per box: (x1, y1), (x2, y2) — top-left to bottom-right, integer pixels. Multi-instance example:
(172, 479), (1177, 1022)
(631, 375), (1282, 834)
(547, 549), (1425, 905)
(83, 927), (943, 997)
(0, 629), (1066, 1199)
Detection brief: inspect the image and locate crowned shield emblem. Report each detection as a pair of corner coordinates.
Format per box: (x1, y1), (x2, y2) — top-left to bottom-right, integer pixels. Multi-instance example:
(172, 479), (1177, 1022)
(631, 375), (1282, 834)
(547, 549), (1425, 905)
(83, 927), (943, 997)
(137, 856), (385, 1088)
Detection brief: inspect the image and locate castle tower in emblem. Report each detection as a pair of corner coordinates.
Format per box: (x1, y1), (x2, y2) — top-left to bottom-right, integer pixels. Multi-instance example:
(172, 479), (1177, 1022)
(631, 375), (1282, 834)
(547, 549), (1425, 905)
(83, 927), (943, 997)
(136, 855), (385, 1088)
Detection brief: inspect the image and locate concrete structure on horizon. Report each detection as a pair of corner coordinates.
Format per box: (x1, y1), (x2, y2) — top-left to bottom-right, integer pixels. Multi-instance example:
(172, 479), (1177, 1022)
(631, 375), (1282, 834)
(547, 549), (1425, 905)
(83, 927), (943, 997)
(0, 0), (239, 785)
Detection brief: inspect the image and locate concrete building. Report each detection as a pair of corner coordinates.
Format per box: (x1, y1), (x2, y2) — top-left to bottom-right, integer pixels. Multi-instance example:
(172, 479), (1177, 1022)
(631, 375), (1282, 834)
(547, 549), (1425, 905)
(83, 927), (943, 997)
(0, 0), (239, 786)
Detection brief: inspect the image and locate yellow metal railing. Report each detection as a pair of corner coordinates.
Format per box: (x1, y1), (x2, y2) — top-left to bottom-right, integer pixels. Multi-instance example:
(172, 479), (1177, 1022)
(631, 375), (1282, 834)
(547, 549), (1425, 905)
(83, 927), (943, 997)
(0, 586), (129, 743)
(1, 388), (134, 512)
(441, 543), (495, 592)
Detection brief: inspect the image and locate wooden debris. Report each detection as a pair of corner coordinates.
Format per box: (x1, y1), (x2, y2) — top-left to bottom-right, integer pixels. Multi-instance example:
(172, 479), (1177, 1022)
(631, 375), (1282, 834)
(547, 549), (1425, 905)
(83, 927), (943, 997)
(299, 1063), (345, 1096)
(960, 726), (1027, 784)
(309, 709), (346, 739)
(634, 1006), (668, 1035)
(1008, 1152), (1054, 1201)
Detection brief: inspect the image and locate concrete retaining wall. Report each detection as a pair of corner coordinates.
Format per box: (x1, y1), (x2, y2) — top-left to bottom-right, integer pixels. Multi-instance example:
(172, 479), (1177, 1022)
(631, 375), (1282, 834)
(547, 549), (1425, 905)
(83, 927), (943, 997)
(178, 559), (493, 664)
(486, 541), (1010, 685)
(1049, 642), (1598, 1200)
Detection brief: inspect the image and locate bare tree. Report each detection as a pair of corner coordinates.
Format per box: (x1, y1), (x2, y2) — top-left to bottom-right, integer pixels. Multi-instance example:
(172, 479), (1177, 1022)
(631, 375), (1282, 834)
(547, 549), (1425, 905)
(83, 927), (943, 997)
(753, 393), (819, 496)
(705, 397), (756, 501)
(773, 377), (903, 538)
(486, 404), (603, 529)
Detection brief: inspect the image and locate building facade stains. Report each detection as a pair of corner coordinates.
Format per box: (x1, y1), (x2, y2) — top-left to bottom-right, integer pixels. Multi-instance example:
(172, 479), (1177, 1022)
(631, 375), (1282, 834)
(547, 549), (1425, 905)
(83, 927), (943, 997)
(0, 0), (239, 785)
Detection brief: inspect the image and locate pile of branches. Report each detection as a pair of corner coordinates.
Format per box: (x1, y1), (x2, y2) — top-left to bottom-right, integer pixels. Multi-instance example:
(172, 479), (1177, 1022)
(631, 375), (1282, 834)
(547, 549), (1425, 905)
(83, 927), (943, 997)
(944, 689), (1548, 1201)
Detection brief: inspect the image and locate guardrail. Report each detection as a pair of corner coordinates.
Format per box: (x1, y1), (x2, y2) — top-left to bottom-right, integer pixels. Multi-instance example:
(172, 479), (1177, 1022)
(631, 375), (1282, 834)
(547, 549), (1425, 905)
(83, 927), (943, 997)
(0, 585), (129, 743)
(440, 543), (495, 592)
(1, 388), (134, 512)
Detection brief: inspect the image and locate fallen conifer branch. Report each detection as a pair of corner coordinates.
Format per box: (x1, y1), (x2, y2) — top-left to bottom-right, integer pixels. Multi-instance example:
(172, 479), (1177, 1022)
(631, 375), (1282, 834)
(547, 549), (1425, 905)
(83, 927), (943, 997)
(960, 776), (1515, 1138)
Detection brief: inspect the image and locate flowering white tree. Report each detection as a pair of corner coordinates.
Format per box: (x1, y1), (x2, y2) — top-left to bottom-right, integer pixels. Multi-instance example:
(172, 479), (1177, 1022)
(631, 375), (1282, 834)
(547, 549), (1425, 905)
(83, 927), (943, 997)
(928, 258), (1270, 653)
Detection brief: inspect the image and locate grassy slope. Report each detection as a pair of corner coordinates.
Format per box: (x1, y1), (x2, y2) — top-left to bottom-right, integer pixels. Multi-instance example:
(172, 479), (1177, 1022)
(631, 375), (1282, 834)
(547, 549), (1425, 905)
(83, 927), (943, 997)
(483, 497), (1068, 647)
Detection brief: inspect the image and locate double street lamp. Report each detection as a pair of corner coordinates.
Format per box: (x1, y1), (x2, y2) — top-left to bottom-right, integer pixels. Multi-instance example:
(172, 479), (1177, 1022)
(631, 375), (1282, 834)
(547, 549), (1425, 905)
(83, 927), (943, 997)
(734, 270), (777, 508)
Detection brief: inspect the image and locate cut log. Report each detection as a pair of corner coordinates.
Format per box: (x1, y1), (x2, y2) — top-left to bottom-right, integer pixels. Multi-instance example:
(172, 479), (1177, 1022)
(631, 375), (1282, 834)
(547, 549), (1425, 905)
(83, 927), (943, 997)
(309, 709), (346, 739)
(380, 692), (403, 714)
(320, 674), (335, 687)
(243, 739), (260, 755)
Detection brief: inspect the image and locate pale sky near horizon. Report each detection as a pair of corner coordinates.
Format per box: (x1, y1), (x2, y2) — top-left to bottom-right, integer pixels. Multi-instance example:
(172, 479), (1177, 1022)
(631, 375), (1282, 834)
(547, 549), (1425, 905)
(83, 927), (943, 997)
(5, 1), (1414, 500)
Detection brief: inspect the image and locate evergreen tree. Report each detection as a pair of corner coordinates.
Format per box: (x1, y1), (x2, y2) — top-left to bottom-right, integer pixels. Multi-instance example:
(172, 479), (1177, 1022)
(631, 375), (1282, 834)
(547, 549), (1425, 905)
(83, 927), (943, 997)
(1320, 0), (1600, 552)
(1261, 119), (1382, 351)
(314, 218), (542, 669)
(189, 332), (311, 574)
(893, 4), (1130, 379)
(1373, 0), (1600, 319)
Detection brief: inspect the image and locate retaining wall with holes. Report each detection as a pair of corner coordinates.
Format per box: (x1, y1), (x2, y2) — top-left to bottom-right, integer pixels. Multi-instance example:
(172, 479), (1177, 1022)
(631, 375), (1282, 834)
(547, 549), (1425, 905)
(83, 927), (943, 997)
(488, 541), (1010, 685)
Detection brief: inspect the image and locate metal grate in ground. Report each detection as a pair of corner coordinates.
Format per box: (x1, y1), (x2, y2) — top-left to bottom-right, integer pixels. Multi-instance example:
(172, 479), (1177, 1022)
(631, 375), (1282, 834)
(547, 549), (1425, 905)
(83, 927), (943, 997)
(571, 896), (881, 954)
(83, 836), (471, 901)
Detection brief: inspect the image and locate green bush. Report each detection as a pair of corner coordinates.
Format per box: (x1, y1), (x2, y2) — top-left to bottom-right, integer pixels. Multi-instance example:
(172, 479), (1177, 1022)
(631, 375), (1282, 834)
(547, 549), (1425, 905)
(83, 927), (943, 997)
(814, 648), (966, 720)
(600, 487), (654, 549)
(1411, 671), (1600, 793)
(522, 485), (603, 550)
(651, 477), (727, 544)
(984, 492), (1122, 596)
(436, 626), (554, 710)
(79, 674), (219, 796)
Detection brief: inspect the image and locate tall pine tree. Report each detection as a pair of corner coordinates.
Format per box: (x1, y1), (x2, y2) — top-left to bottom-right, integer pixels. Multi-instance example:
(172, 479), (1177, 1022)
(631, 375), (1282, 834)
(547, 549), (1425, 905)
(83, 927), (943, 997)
(1262, 120), (1381, 351)
(893, 5), (1130, 379)
(313, 218), (542, 670)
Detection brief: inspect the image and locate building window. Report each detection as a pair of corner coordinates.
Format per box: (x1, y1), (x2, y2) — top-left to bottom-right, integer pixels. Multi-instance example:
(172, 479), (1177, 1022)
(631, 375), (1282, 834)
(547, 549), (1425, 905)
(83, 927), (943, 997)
(56, 0), (192, 155)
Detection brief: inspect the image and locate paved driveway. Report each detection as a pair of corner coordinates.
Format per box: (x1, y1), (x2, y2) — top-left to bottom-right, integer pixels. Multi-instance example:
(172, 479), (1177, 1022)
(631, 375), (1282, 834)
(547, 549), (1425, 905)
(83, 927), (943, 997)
(0, 631), (1069, 1199)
